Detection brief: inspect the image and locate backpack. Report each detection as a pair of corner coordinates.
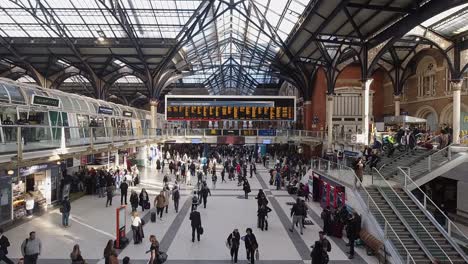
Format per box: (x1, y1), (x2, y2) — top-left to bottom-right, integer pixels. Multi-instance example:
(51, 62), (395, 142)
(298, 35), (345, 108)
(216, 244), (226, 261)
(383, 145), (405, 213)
(322, 238), (331, 252)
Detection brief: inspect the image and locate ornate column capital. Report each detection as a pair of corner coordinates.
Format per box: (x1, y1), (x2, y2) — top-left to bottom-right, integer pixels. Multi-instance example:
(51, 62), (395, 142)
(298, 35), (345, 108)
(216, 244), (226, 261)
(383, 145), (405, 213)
(360, 78), (374, 88)
(394, 95), (401, 101)
(150, 99), (159, 107)
(327, 94), (334, 101)
(450, 80), (463, 91)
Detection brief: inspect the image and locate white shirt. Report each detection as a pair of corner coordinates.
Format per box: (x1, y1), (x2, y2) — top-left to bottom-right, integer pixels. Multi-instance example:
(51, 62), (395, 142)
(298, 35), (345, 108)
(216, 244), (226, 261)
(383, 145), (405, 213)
(132, 216), (141, 227)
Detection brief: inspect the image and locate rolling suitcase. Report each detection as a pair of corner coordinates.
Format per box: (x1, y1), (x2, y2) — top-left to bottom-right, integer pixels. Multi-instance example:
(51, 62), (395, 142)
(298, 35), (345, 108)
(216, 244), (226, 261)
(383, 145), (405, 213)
(151, 212), (156, 223)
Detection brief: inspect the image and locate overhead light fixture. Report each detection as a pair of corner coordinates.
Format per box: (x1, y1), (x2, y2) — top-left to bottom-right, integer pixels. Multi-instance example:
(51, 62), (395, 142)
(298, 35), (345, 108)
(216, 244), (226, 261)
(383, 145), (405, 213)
(113, 59), (125, 67)
(97, 31), (106, 42)
(56, 161), (61, 165)
(275, 47), (281, 52)
(7, 170), (14, 175)
(57, 59), (70, 66)
(415, 37), (420, 41)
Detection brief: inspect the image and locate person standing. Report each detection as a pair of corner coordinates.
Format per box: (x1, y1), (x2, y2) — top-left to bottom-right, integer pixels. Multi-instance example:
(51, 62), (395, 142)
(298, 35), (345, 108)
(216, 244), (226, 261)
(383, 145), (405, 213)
(155, 191), (166, 220)
(70, 244), (85, 264)
(310, 241), (326, 264)
(163, 185), (171, 214)
(129, 190), (139, 212)
(319, 231), (331, 258)
(103, 239), (118, 264)
(244, 228), (258, 264)
(120, 180), (128, 205)
(354, 157), (364, 183)
(211, 172), (217, 190)
(191, 191), (199, 212)
(289, 198), (304, 235)
(0, 228), (13, 264)
(346, 214), (357, 259)
(172, 186), (180, 213)
(243, 180), (251, 199)
(227, 229), (240, 263)
(321, 206), (332, 235)
(61, 197), (71, 227)
(139, 188), (149, 212)
(105, 185), (114, 207)
(200, 182), (212, 209)
(131, 211), (142, 244)
(21, 231), (41, 264)
(189, 207), (202, 242)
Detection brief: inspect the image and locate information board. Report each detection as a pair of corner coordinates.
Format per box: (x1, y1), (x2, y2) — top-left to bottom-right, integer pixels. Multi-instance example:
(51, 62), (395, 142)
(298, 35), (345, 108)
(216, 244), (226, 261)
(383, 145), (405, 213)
(165, 95), (295, 121)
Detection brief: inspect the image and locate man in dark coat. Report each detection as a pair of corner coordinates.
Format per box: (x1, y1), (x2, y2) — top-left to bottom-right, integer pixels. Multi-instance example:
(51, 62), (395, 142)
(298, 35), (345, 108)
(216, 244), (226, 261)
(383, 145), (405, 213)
(321, 206), (332, 235)
(200, 182), (211, 208)
(120, 180), (128, 205)
(189, 207), (202, 242)
(0, 228), (13, 264)
(346, 214), (358, 259)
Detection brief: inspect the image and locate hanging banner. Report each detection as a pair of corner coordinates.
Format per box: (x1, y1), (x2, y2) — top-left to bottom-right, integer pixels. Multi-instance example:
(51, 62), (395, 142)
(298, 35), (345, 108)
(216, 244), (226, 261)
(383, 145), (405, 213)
(461, 112), (468, 131)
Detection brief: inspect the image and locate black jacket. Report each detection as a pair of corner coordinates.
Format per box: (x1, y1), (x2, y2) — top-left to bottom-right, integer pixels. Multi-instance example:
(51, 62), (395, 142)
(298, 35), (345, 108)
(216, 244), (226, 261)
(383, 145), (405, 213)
(130, 193), (139, 207)
(120, 182), (128, 193)
(244, 233), (257, 250)
(200, 186), (211, 198)
(0, 235), (11, 254)
(227, 231), (240, 248)
(189, 211), (201, 227)
(62, 200), (71, 213)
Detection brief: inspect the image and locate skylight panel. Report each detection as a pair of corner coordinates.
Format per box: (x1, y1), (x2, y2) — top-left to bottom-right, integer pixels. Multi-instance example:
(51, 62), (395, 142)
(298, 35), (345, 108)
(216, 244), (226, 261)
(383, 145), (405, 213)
(421, 3), (468, 27)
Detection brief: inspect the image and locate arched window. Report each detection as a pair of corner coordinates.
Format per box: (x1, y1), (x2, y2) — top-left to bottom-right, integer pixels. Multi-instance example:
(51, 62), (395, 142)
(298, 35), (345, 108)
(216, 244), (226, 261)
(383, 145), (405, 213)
(417, 56), (437, 97)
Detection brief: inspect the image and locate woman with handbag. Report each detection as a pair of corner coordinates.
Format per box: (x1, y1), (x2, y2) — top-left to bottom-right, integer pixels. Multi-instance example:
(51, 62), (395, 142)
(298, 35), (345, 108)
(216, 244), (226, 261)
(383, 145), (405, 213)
(148, 235), (160, 264)
(139, 189), (150, 212)
(103, 240), (118, 264)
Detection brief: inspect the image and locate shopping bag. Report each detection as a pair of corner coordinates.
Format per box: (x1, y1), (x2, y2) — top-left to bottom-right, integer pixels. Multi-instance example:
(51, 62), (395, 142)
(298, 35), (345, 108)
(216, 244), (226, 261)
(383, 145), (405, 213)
(255, 249), (260, 260)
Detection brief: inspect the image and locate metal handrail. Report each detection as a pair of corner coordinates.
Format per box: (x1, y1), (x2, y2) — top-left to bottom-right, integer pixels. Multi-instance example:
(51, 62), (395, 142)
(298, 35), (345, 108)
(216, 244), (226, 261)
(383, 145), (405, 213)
(378, 150), (410, 171)
(312, 158), (418, 264)
(427, 144), (452, 171)
(398, 167), (468, 259)
(373, 168), (454, 263)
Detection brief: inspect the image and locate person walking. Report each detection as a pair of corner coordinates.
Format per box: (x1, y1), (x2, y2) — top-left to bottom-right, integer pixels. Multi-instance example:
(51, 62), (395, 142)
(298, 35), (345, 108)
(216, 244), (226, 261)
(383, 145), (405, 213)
(21, 231), (41, 264)
(105, 185), (114, 207)
(103, 239), (118, 264)
(70, 244), (85, 264)
(319, 231), (331, 258)
(120, 180), (128, 205)
(61, 197), (71, 227)
(163, 185), (171, 214)
(172, 185), (180, 213)
(131, 211), (142, 244)
(0, 228), (14, 264)
(139, 188), (149, 212)
(200, 182), (212, 208)
(346, 214), (357, 259)
(243, 228), (258, 264)
(191, 191), (199, 212)
(243, 180), (251, 199)
(130, 190), (139, 212)
(189, 207), (202, 242)
(227, 229), (240, 263)
(289, 198), (304, 235)
(148, 235), (160, 264)
(257, 203), (272, 231)
(155, 191), (166, 220)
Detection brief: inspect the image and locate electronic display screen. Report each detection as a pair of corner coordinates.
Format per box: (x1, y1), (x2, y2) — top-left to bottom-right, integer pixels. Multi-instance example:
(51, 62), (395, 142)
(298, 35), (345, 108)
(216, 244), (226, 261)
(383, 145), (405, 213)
(165, 95), (295, 121)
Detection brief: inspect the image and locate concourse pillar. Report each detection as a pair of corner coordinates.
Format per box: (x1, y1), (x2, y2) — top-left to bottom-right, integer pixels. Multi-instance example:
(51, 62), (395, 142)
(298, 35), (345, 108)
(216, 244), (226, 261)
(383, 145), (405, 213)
(150, 100), (159, 135)
(394, 95), (401, 117)
(326, 94), (334, 151)
(361, 79), (373, 145)
(451, 81), (463, 144)
(303, 100), (312, 130)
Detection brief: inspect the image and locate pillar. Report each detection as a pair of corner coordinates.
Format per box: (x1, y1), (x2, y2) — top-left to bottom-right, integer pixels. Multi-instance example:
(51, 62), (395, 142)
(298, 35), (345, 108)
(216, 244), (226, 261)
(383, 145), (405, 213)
(361, 79), (373, 145)
(394, 95), (401, 117)
(303, 100), (312, 130)
(326, 94), (334, 151)
(115, 152), (119, 168)
(150, 100), (158, 134)
(452, 81), (462, 144)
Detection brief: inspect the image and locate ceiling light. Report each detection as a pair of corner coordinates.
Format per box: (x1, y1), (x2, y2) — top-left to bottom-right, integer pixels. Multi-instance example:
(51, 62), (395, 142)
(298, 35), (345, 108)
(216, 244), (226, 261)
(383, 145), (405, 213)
(97, 36), (105, 42)
(57, 59), (70, 66)
(97, 31), (106, 42)
(56, 161), (61, 165)
(113, 59), (125, 67)
(7, 170), (14, 175)
(415, 37), (420, 41)
(274, 47), (281, 52)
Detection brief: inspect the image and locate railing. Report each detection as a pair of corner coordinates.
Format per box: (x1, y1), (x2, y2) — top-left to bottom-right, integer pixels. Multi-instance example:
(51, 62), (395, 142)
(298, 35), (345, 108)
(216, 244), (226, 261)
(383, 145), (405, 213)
(427, 145), (452, 173)
(373, 168), (454, 263)
(398, 167), (468, 258)
(311, 158), (418, 264)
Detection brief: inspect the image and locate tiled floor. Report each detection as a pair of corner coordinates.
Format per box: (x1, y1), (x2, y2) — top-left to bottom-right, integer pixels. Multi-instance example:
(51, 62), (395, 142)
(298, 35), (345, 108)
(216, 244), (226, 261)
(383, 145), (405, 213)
(3, 165), (379, 264)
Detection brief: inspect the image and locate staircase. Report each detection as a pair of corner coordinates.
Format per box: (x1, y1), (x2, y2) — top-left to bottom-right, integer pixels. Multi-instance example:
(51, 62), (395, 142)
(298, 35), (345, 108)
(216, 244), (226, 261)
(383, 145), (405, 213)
(366, 187), (431, 263)
(381, 187), (467, 263)
(378, 149), (435, 180)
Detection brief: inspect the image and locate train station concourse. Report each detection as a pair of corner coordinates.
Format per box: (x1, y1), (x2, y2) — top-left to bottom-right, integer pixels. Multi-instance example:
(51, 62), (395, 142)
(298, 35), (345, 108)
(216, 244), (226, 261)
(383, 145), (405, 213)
(1, 0), (468, 263)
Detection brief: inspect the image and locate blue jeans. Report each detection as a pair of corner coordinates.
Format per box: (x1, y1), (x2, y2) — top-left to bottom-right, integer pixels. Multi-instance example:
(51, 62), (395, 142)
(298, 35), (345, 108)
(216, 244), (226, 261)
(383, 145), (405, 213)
(62, 212), (70, 226)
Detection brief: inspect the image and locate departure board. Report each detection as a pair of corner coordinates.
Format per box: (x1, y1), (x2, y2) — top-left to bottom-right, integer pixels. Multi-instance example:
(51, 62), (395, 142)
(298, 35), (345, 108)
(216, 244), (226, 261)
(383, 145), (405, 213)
(165, 95), (296, 121)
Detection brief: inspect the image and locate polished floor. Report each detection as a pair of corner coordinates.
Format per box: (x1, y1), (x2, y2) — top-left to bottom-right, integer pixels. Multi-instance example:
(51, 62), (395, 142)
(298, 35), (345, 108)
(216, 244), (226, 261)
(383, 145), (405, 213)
(3, 165), (379, 263)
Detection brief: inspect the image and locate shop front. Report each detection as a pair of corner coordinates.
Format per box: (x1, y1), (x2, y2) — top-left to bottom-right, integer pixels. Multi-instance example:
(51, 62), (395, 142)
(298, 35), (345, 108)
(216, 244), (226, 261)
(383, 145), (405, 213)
(7, 163), (61, 222)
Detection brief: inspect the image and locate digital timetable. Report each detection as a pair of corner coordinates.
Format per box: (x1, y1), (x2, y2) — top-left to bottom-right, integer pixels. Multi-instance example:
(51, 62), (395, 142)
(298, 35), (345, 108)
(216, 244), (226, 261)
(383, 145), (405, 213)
(165, 95), (296, 121)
